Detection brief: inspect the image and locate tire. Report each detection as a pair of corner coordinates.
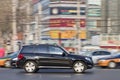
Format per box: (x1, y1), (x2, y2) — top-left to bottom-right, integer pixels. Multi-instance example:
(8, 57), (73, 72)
(4, 60), (11, 68)
(108, 62), (117, 69)
(73, 61), (86, 73)
(24, 61), (39, 73)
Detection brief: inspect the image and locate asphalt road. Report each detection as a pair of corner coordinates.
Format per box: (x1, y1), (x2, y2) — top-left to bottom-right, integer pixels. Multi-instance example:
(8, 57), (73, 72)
(0, 67), (120, 80)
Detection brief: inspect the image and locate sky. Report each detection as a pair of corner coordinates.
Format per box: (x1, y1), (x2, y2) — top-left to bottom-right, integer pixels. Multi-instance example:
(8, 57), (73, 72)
(88, 0), (101, 5)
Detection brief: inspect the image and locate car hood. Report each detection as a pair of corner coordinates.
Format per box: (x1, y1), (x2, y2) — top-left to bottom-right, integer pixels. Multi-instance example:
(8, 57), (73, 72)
(68, 53), (87, 59)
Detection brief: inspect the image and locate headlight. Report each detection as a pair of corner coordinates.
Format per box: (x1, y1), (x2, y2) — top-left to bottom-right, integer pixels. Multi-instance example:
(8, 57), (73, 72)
(85, 57), (92, 62)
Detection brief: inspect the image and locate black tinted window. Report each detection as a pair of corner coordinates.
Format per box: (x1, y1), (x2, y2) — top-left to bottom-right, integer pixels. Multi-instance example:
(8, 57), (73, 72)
(100, 51), (111, 55)
(92, 51), (100, 56)
(34, 45), (48, 54)
(92, 51), (111, 56)
(49, 46), (64, 55)
(21, 46), (34, 53)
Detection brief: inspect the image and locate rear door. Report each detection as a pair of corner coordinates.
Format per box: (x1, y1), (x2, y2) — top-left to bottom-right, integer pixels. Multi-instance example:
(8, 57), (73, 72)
(34, 45), (51, 66)
(20, 46), (35, 58)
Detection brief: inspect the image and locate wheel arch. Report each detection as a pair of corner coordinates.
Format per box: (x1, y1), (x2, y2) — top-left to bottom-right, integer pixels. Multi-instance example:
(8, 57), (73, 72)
(23, 59), (39, 73)
(25, 59), (38, 64)
(24, 59), (39, 67)
(73, 60), (86, 65)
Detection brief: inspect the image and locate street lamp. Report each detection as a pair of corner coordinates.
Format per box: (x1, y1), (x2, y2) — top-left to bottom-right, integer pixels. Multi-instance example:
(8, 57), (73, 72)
(12, 0), (18, 52)
(74, 20), (81, 54)
(75, 0), (81, 53)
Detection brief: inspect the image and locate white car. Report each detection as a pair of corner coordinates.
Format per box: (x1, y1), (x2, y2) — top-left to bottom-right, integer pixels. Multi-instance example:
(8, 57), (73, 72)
(80, 50), (113, 64)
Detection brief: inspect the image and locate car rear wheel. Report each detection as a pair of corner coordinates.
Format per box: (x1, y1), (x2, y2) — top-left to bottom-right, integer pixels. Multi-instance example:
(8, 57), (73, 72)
(24, 61), (38, 73)
(73, 61), (86, 73)
(4, 60), (11, 68)
(108, 62), (117, 69)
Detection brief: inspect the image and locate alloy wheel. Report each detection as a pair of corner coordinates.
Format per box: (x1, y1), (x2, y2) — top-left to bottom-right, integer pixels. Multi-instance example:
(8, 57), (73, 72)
(24, 61), (38, 73)
(73, 61), (86, 73)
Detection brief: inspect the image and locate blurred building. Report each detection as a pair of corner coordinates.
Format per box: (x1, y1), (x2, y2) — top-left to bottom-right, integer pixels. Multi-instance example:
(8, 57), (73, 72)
(87, 0), (101, 38)
(101, 0), (120, 33)
(31, 0), (87, 51)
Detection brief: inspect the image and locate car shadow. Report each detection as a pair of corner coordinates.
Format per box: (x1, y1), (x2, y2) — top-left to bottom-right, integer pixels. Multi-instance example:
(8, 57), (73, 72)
(18, 68), (94, 75)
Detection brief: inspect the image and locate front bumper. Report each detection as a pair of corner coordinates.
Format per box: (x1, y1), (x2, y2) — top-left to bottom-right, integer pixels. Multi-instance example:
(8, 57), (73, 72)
(86, 61), (94, 69)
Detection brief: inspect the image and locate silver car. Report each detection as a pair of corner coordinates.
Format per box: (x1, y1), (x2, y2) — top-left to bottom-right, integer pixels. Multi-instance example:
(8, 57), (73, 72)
(80, 50), (113, 64)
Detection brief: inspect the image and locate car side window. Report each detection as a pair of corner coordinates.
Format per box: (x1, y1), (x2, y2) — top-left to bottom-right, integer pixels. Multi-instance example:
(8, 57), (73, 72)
(92, 51), (111, 56)
(34, 45), (48, 54)
(49, 46), (64, 55)
(92, 51), (101, 56)
(100, 51), (111, 55)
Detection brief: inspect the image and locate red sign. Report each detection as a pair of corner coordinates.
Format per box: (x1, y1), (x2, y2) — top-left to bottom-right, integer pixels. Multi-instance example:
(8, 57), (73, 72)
(32, 0), (39, 4)
(49, 18), (75, 27)
(0, 48), (5, 58)
(108, 40), (114, 44)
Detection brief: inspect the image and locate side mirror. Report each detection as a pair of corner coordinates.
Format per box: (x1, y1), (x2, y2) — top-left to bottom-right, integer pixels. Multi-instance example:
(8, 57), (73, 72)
(62, 52), (67, 56)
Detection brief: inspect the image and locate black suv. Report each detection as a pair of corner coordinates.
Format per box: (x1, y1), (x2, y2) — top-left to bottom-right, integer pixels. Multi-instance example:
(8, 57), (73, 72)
(17, 44), (93, 73)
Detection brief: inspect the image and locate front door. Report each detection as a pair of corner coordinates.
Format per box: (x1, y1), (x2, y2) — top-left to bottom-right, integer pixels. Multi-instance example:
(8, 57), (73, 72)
(47, 45), (72, 67)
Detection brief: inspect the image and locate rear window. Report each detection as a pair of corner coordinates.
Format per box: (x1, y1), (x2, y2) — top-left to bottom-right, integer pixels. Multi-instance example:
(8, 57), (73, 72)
(21, 46), (34, 53)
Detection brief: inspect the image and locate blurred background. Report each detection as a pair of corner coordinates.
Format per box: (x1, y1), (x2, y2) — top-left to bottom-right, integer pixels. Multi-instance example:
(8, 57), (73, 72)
(0, 0), (120, 56)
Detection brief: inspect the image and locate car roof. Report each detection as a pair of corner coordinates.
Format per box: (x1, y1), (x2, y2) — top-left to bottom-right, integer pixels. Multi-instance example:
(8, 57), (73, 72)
(22, 44), (59, 47)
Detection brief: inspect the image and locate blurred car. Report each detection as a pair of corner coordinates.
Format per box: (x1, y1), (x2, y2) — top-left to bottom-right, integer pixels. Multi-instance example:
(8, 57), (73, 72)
(80, 50), (113, 64)
(97, 53), (120, 68)
(10, 57), (18, 68)
(0, 51), (19, 67)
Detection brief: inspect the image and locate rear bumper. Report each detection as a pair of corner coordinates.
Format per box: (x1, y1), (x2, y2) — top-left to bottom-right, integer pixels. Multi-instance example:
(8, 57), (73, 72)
(87, 64), (94, 69)
(16, 60), (26, 68)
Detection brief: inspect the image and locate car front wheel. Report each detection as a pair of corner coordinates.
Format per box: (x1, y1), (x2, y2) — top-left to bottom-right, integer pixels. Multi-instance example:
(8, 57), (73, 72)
(108, 62), (117, 69)
(73, 61), (86, 73)
(24, 61), (38, 73)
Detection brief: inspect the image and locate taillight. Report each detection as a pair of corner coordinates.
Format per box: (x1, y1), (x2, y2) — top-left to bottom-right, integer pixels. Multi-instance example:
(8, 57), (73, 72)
(18, 54), (24, 60)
